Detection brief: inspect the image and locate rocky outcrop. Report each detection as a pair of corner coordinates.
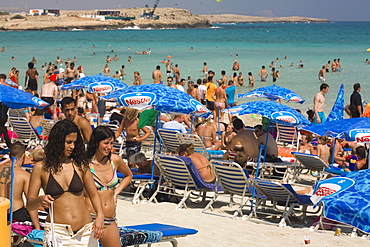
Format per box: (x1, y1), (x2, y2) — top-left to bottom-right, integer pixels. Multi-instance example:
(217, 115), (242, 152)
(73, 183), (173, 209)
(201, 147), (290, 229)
(201, 14), (329, 23)
(0, 8), (329, 31)
(0, 8), (212, 31)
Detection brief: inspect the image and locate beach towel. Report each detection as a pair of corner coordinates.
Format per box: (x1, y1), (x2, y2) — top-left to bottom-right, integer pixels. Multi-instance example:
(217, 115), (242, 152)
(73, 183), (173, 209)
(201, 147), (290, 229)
(118, 227), (163, 246)
(26, 229), (44, 247)
(178, 156), (223, 191)
(138, 108), (159, 129)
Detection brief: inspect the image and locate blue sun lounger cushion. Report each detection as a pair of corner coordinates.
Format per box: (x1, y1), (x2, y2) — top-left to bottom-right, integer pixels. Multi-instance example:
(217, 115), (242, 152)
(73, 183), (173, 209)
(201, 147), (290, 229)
(124, 223), (198, 237)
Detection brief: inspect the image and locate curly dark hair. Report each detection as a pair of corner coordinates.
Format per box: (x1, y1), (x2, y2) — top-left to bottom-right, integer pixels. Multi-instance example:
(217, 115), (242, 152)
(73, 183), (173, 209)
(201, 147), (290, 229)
(86, 126), (116, 160)
(43, 119), (88, 173)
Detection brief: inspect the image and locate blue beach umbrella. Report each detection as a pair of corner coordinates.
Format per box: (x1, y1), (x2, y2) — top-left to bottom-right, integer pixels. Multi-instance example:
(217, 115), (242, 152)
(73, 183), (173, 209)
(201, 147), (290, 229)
(60, 74), (128, 93)
(238, 84), (305, 104)
(103, 84), (212, 181)
(311, 169), (370, 234)
(224, 101), (311, 126)
(103, 84), (212, 118)
(300, 117), (370, 142)
(0, 84), (49, 109)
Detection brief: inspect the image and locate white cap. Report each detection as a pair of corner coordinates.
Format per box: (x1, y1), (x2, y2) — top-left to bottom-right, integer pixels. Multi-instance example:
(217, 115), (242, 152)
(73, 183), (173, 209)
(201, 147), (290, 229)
(59, 68), (65, 73)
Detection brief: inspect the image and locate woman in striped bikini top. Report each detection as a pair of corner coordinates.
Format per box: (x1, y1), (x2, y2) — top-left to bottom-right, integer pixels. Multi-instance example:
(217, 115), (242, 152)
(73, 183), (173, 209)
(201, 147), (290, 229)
(85, 126), (133, 247)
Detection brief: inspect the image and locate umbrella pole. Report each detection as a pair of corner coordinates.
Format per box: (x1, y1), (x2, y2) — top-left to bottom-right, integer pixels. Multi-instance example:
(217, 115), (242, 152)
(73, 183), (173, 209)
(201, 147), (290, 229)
(150, 114), (161, 188)
(250, 144), (264, 213)
(263, 120), (270, 161)
(331, 138), (337, 164)
(217, 106), (222, 135)
(190, 116), (194, 134)
(9, 157), (16, 224)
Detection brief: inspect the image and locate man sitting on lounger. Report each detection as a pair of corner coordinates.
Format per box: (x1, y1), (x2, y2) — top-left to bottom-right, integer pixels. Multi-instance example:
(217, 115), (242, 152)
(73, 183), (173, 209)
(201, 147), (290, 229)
(0, 142), (41, 229)
(130, 152), (160, 176)
(177, 143), (216, 183)
(224, 119), (259, 162)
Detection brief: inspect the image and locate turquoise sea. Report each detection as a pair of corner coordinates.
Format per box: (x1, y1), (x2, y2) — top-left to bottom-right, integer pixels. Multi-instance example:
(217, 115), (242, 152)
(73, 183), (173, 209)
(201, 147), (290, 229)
(0, 22), (370, 115)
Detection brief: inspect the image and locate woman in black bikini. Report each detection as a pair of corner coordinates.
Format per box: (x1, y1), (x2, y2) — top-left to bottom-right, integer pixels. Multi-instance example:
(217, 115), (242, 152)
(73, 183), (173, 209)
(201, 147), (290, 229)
(86, 126), (132, 247)
(27, 119), (104, 246)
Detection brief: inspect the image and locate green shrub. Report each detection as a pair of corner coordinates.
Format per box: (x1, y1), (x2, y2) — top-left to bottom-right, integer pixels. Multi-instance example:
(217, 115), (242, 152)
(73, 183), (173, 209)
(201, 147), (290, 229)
(0, 11), (9, 15)
(10, 14), (25, 20)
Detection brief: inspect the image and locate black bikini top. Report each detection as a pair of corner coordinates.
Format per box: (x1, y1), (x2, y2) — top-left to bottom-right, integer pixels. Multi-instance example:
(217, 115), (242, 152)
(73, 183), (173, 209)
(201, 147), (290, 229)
(45, 165), (84, 198)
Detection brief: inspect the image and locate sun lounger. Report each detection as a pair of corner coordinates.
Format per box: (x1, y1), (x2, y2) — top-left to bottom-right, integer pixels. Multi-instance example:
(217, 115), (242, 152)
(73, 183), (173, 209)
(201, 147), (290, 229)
(157, 128), (182, 154)
(178, 133), (209, 158)
(203, 160), (252, 218)
(117, 171), (160, 204)
(248, 178), (319, 227)
(8, 116), (46, 148)
(148, 154), (217, 209)
(291, 152), (346, 180)
(22, 223), (198, 247)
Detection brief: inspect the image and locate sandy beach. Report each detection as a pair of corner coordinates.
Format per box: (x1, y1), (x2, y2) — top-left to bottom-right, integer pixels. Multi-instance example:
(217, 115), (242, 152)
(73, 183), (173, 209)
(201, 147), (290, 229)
(116, 194), (368, 246)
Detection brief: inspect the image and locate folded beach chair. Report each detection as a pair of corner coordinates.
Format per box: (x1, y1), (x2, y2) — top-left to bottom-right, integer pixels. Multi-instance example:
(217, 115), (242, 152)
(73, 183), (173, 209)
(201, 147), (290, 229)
(248, 178), (318, 227)
(178, 133), (210, 158)
(157, 128), (182, 154)
(148, 154), (216, 209)
(276, 123), (300, 151)
(291, 152), (345, 181)
(38, 118), (56, 137)
(203, 160), (253, 218)
(8, 116), (46, 148)
(22, 223), (198, 247)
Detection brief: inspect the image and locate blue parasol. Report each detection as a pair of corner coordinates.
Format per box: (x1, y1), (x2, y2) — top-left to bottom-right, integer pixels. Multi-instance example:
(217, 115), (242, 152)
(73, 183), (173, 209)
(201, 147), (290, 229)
(224, 101), (311, 126)
(238, 84), (305, 104)
(60, 74), (128, 93)
(301, 117), (370, 142)
(0, 84), (49, 109)
(103, 84), (212, 118)
(311, 170), (370, 234)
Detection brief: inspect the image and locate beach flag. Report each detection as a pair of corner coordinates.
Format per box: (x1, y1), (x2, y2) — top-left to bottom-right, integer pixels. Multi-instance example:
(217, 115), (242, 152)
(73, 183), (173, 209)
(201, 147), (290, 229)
(310, 176), (354, 208)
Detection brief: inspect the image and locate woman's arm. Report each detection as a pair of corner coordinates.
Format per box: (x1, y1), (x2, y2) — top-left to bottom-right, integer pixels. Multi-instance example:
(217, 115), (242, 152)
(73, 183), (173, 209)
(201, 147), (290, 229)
(26, 162), (54, 211)
(112, 154), (132, 202)
(83, 168), (104, 239)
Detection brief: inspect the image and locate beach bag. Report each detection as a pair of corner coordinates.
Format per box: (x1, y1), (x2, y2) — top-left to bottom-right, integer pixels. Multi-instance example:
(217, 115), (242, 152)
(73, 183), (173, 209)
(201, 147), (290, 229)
(45, 202), (63, 247)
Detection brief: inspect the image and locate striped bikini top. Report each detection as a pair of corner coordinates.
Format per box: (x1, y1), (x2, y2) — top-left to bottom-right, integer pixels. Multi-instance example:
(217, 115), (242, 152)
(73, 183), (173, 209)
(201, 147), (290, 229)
(89, 159), (119, 191)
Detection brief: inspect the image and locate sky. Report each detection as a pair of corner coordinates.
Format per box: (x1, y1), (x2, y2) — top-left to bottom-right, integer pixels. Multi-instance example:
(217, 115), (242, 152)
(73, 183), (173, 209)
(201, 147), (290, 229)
(3, 0), (370, 21)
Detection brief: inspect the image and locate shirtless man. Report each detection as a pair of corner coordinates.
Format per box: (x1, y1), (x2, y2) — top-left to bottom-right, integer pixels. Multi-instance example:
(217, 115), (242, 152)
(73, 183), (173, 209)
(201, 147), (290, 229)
(318, 65), (326, 82)
(152, 65), (162, 84)
(41, 77), (58, 120)
(120, 65), (126, 79)
(106, 55), (112, 63)
(65, 62), (78, 84)
(61, 97), (92, 142)
(187, 81), (201, 102)
(232, 60), (240, 71)
(166, 60), (172, 76)
(254, 125), (278, 158)
(25, 62), (39, 95)
(103, 64), (110, 76)
(172, 64), (180, 77)
(55, 56), (63, 65)
(258, 65), (268, 82)
(115, 107), (150, 166)
(166, 76), (177, 89)
(214, 81), (227, 122)
(313, 83), (329, 124)
(225, 119), (259, 161)
(196, 118), (221, 150)
(0, 142), (40, 229)
(177, 143), (216, 183)
(202, 62), (208, 77)
(325, 61), (331, 72)
(331, 59), (337, 72)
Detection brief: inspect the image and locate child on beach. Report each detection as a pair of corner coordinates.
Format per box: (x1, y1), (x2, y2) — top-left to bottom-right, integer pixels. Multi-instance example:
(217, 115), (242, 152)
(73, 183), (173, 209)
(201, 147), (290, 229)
(317, 136), (330, 164)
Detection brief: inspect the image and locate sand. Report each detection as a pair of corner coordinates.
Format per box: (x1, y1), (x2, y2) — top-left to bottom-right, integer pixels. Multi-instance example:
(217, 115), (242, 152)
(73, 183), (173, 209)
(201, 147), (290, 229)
(115, 193), (368, 247)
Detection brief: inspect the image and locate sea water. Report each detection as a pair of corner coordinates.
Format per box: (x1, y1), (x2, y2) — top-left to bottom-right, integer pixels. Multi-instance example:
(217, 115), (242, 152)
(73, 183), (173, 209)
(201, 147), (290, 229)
(0, 22), (369, 115)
